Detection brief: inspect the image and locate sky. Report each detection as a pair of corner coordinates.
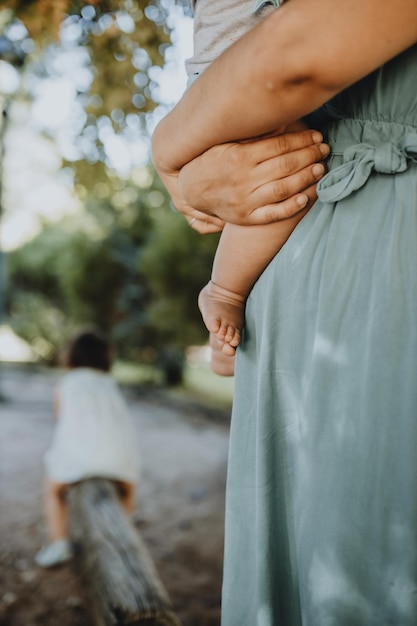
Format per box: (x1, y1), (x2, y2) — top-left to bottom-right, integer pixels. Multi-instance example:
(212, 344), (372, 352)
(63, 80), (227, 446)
(0, 8), (194, 252)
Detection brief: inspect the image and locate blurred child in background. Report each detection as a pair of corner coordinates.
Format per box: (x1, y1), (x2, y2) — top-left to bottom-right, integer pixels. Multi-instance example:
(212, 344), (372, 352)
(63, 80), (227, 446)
(35, 328), (140, 568)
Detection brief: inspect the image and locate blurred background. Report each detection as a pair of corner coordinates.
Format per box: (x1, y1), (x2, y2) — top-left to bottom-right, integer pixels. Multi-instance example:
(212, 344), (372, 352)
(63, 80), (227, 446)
(0, 0), (227, 388)
(0, 3), (233, 625)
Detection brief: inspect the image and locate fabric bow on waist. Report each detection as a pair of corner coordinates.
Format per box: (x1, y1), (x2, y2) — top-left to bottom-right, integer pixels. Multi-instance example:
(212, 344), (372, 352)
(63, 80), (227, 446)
(317, 132), (417, 203)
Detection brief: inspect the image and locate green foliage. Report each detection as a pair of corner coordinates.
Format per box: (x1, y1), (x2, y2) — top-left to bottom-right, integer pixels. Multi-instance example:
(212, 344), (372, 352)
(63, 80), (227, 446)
(1, 2), (210, 384)
(0, 1), (178, 179)
(141, 206), (218, 347)
(2, 1), (170, 57)
(9, 291), (68, 361)
(85, 2), (171, 118)
(7, 168), (219, 382)
(140, 205), (219, 385)
(1, 0), (73, 42)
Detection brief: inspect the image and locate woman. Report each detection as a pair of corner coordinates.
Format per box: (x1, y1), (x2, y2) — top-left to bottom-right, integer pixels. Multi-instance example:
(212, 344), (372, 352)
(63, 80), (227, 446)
(152, 0), (417, 623)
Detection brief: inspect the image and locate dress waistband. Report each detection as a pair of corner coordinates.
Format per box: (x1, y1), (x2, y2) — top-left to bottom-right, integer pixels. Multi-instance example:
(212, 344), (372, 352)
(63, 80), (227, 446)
(317, 118), (417, 203)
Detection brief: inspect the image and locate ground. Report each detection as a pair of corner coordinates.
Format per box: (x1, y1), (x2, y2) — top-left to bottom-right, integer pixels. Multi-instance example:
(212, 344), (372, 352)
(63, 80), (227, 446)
(0, 363), (231, 626)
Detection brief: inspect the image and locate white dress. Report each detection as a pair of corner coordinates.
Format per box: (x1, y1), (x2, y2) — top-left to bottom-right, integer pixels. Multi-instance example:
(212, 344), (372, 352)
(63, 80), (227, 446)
(44, 368), (140, 485)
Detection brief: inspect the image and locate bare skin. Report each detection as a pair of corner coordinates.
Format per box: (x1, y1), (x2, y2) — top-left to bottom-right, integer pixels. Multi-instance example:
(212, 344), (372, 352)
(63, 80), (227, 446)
(43, 478), (135, 543)
(44, 479), (69, 541)
(154, 116), (328, 369)
(209, 331), (237, 377)
(152, 16), (330, 373)
(197, 122), (329, 359)
(153, 0), (417, 374)
(154, 126), (327, 372)
(198, 281), (245, 357)
(153, 0), (417, 188)
(198, 206), (313, 359)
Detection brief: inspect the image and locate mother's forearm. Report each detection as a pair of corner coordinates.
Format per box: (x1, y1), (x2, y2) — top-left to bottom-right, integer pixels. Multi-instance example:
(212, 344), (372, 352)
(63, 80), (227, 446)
(152, 0), (417, 172)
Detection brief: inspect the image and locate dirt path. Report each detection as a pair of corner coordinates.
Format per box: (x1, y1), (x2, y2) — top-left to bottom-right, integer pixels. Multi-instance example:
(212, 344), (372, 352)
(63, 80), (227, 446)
(0, 364), (230, 626)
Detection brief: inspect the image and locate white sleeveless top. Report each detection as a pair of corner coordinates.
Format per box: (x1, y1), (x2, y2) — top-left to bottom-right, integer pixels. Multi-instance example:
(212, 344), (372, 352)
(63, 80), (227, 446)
(44, 368), (140, 484)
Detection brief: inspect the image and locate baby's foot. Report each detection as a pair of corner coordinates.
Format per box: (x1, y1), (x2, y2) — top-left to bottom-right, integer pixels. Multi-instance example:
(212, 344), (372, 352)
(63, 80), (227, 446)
(198, 281), (245, 355)
(209, 333), (235, 377)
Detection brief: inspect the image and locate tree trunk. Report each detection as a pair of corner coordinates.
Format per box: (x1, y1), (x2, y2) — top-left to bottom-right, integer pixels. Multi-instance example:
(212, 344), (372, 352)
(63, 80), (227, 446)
(68, 478), (181, 626)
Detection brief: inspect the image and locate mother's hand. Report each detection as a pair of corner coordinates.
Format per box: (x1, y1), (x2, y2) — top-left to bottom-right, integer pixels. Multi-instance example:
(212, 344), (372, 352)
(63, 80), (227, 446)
(154, 167), (226, 235)
(178, 129), (330, 226)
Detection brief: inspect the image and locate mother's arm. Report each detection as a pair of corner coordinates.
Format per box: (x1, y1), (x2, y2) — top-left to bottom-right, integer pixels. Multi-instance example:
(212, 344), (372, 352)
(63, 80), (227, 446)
(153, 0), (417, 225)
(156, 127), (327, 231)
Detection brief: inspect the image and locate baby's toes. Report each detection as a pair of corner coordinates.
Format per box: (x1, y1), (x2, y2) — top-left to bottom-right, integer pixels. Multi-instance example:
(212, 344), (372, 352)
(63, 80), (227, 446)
(206, 315), (221, 334)
(224, 324), (238, 344)
(222, 343), (236, 357)
(215, 321), (229, 342)
(229, 329), (241, 348)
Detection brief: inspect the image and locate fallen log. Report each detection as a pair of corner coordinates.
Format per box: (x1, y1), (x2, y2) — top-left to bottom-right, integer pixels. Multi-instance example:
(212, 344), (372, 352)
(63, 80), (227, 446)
(68, 478), (181, 626)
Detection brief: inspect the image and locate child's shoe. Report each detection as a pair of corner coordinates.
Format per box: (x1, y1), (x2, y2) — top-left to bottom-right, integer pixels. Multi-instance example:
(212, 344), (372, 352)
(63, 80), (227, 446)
(34, 538), (73, 568)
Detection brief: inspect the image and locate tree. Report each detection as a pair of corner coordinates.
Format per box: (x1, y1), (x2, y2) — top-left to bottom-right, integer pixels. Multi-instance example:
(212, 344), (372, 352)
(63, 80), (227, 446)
(7, 166), (218, 381)
(1, 1), (176, 173)
(1, 2), (210, 384)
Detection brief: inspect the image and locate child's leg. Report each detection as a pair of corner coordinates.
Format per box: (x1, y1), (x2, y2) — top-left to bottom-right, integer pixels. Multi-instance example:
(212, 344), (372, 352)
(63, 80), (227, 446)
(199, 210), (308, 358)
(116, 481), (135, 517)
(35, 479), (73, 566)
(44, 478), (69, 541)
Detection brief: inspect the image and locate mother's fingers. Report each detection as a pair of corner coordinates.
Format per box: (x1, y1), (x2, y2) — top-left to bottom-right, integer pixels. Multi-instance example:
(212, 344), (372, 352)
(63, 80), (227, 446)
(248, 182), (320, 224)
(185, 211), (225, 234)
(246, 129), (325, 163)
(256, 142), (330, 183)
(177, 131), (330, 226)
(190, 218), (225, 234)
(176, 201), (224, 231)
(250, 161), (326, 210)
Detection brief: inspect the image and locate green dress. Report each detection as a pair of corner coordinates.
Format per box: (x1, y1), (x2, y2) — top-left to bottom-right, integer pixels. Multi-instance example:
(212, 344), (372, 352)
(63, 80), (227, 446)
(222, 42), (417, 625)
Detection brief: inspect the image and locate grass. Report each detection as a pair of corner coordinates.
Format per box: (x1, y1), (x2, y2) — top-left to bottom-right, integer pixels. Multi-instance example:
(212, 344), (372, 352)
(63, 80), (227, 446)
(113, 357), (234, 411)
(112, 360), (163, 386)
(183, 362), (234, 409)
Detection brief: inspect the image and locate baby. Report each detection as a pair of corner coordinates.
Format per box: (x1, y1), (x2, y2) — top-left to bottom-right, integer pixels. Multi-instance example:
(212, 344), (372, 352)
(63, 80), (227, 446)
(157, 0), (327, 374)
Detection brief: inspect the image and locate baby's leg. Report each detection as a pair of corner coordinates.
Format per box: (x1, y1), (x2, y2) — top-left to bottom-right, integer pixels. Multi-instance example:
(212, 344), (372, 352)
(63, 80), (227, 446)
(199, 210), (308, 360)
(200, 120), (312, 365)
